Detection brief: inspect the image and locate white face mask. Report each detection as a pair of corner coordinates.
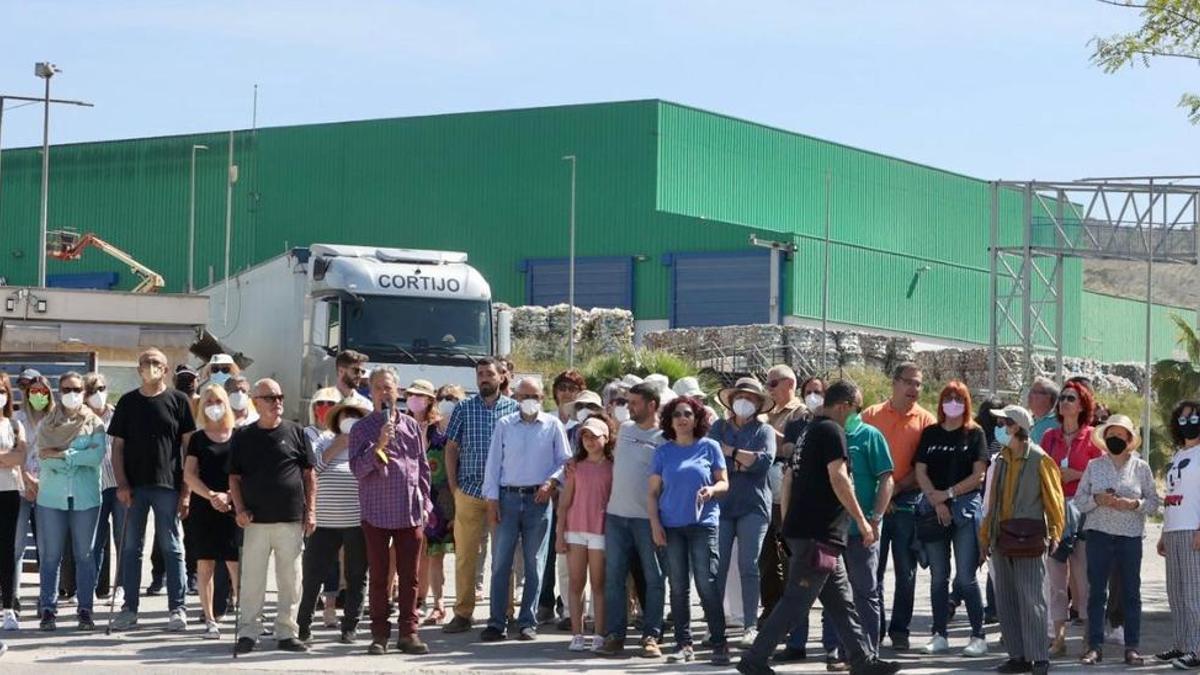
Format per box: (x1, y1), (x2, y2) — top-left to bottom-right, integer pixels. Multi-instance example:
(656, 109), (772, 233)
(575, 408), (592, 423)
(612, 405), (630, 423)
(520, 399), (542, 417)
(732, 398), (758, 419)
(87, 391), (107, 410)
(0, 393), (7, 409)
(942, 400), (966, 419)
(229, 391), (250, 411)
(61, 392), (84, 410)
(338, 417), (358, 435)
(437, 400), (457, 418)
(204, 404), (225, 422)
(804, 393), (824, 411)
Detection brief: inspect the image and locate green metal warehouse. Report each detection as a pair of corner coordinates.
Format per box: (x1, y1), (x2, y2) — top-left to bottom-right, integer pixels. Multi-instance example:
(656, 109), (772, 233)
(0, 99), (1191, 362)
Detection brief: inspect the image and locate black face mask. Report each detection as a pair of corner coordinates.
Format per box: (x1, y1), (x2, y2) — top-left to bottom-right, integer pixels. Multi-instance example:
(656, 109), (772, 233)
(1104, 437), (1127, 455)
(1183, 421), (1200, 441)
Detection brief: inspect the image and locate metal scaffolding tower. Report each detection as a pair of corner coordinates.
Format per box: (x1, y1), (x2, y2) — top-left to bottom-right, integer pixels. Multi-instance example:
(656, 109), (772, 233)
(989, 177), (1200, 433)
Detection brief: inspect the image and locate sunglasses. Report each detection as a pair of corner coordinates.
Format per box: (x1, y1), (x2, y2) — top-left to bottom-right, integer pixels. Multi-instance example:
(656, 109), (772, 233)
(254, 394), (285, 403)
(60, 386), (84, 394)
(671, 409), (695, 419)
(436, 395), (459, 402)
(611, 397), (628, 406)
(1059, 394), (1079, 404)
(348, 366), (368, 375)
(766, 379), (784, 389)
(1179, 414), (1200, 425)
(210, 366), (232, 374)
(313, 401), (337, 408)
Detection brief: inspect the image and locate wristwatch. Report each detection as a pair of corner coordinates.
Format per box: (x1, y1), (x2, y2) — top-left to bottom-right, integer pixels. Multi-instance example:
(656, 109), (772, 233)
(947, 486), (956, 500)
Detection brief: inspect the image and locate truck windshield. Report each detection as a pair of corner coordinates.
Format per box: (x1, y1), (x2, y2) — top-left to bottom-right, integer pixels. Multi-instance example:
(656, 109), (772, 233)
(343, 296), (492, 361)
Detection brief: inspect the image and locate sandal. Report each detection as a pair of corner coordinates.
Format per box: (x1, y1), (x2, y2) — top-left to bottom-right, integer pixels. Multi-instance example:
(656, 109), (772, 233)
(423, 607), (445, 626)
(1124, 650), (1145, 666)
(1080, 649), (1102, 665)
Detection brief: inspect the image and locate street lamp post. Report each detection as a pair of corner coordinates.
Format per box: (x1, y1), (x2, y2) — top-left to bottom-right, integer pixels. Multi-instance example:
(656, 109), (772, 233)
(562, 155), (577, 368)
(188, 144), (209, 293)
(35, 62), (60, 288)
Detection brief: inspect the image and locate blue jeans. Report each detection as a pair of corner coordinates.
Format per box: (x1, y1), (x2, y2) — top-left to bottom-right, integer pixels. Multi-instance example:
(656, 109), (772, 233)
(603, 514), (666, 640)
(36, 502), (100, 614)
(1086, 530), (1142, 650)
(120, 486), (186, 613)
(665, 524), (725, 647)
(487, 490), (551, 632)
(923, 495), (985, 638)
(789, 535), (882, 654)
(92, 487), (121, 593)
(878, 501), (919, 639)
(717, 510), (769, 628)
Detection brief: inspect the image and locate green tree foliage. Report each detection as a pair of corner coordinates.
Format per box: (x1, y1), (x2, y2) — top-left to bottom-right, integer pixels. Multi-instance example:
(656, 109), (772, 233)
(1091, 0), (1200, 122)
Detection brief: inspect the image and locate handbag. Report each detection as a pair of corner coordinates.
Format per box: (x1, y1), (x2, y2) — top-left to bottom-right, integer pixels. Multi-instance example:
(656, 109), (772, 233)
(916, 510), (951, 542)
(915, 495), (951, 543)
(992, 452), (1048, 558)
(810, 540), (841, 574)
(997, 518), (1047, 558)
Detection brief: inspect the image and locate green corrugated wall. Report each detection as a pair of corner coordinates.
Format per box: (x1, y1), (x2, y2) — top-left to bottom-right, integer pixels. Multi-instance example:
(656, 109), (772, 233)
(1080, 291), (1197, 362)
(0, 99), (1183, 362)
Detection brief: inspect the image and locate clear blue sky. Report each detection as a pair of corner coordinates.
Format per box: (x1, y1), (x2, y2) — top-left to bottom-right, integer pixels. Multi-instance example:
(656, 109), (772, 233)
(1, 0), (1195, 180)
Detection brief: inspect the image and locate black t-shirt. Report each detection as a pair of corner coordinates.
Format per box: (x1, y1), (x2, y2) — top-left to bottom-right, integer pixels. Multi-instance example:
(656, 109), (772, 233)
(227, 420), (313, 524)
(783, 417), (851, 548)
(108, 388), (197, 490)
(915, 424), (989, 491)
(187, 430), (233, 494)
(783, 417), (811, 449)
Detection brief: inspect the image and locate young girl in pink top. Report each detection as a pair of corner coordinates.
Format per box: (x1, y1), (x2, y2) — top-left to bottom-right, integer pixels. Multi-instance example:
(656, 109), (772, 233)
(556, 414), (615, 652)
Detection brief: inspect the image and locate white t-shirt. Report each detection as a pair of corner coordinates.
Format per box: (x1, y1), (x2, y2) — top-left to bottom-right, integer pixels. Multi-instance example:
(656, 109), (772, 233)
(1164, 444), (1200, 532)
(0, 417), (26, 492)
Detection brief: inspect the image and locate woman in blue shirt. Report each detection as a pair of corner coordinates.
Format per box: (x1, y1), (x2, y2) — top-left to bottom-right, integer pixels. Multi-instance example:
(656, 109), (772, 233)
(710, 377), (776, 647)
(648, 395), (730, 665)
(33, 371), (107, 631)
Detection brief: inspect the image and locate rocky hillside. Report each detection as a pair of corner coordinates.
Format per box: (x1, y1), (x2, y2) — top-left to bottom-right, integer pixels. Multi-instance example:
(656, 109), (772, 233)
(1084, 259), (1199, 309)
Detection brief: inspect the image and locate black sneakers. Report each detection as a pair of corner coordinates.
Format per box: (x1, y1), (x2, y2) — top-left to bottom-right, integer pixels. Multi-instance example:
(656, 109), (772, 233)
(77, 609), (95, 632)
(39, 610), (56, 632)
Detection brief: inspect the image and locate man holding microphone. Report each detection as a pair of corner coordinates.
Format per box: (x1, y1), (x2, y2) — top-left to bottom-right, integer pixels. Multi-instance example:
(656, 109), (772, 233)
(349, 368), (432, 657)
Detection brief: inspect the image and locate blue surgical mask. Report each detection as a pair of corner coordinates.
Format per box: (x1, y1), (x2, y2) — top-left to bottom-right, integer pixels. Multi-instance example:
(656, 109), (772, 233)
(209, 372), (231, 388)
(995, 425), (1011, 447)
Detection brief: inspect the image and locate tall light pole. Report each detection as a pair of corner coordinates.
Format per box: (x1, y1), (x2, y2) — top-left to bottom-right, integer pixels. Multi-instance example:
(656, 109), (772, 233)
(188, 144), (209, 292)
(0, 93), (92, 246)
(562, 155), (577, 368)
(35, 62), (60, 288)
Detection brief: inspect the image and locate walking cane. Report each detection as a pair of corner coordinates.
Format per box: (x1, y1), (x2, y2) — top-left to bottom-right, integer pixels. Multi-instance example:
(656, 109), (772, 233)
(232, 534), (244, 658)
(106, 507), (131, 636)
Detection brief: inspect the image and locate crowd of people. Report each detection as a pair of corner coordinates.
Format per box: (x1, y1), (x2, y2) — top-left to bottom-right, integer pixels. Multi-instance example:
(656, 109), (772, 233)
(0, 348), (1197, 675)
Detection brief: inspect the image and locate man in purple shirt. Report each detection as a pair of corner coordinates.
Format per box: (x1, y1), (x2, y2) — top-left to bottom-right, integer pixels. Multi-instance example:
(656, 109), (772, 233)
(348, 368), (432, 656)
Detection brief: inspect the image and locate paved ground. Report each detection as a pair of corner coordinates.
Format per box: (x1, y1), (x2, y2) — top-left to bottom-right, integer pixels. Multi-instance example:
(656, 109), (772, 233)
(0, 522), (1183, 673)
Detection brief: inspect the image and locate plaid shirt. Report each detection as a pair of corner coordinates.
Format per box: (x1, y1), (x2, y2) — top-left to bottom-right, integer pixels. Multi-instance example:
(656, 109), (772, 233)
(348, 409), (431, 530)
(447, 394), (519, 499)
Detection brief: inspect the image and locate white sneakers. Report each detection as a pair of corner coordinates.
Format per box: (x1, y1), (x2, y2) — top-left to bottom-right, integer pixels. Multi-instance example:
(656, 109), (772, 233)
(1, 609), (18, 631)
(1106, 627), (1125, 646)
(568, 634), (587, 652)
(590, 634), (604, 652)
(923, 634), (951, 654)
(167, 608), (188, 632)
(202, 620), (220, 640)
(740, 627), (759, 648)
(963, 637), (989, 657)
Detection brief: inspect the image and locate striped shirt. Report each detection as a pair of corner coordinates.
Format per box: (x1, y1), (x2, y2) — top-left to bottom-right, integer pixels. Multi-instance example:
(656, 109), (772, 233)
(313, 435), (362, 529)
(446, 394), (519, 499)
(98, 408), (117, 491)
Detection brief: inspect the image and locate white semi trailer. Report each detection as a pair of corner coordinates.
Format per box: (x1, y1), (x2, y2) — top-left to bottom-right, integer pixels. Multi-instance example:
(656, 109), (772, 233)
(204, 244), (505, 421)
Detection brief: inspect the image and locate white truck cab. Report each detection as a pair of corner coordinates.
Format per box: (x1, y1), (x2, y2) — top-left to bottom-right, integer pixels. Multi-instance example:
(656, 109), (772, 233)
(206, 243), (495, 421)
